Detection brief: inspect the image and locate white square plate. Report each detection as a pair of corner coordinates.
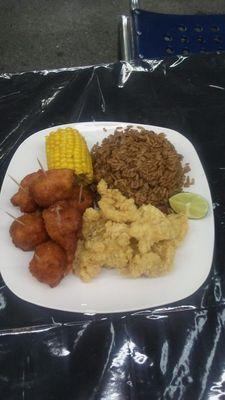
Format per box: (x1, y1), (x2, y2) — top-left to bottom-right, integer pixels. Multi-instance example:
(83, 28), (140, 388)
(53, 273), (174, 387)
(0, 122), (214, 313)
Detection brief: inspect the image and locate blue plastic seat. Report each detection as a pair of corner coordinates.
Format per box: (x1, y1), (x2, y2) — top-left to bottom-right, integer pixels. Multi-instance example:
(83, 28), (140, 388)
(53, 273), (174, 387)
(132, 8), (225, 59)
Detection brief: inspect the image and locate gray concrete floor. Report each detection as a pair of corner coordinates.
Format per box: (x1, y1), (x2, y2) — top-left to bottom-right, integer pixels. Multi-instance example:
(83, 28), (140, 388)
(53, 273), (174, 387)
(0, 0), (225, 73)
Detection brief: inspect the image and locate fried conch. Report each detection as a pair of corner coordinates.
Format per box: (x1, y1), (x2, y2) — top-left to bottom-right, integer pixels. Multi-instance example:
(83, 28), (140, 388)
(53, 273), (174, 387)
(73, 180), (188, 281)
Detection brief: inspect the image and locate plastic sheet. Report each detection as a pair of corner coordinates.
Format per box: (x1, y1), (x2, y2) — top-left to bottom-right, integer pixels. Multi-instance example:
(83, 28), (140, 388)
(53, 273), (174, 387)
(1, 55), (225, 399)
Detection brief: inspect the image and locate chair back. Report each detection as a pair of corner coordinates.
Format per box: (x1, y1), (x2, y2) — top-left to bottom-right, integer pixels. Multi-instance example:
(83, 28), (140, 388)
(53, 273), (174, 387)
(132, 9), (225, 59)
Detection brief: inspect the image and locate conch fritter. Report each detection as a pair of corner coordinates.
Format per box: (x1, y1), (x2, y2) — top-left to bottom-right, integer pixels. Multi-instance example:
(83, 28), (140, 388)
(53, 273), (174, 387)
(29, 241), (67, 287)
(42, 200), (82, 270)
(30, 169), (74, 208)
(11, 171), (42, 213)
(9, 212), (48, 251)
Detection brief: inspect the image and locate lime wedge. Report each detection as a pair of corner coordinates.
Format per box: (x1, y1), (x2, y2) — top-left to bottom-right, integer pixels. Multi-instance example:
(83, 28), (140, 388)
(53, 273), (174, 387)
(169, 192), (209, 219)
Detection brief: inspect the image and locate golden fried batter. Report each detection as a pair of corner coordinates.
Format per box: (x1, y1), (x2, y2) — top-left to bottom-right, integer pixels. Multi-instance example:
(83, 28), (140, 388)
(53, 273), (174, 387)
(73, 180), (188, 281)
(98, 179), (139, 222)
(126, 252), (163, 278)
(167, 213), (188, 245)
(75, 209), (132, 281)
(69, 185), (93, 214)
(30, 169), (74, 207)
(11, 170), (42, 213)
(29, 241), (67, 287)
(129, 204), (175, 254)
(42, 200), (82, 269)
(9, 212), (48, 251)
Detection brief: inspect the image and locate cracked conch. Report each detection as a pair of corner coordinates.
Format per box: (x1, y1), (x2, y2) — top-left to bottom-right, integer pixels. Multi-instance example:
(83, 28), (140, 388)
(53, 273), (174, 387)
(73, 180), (188, 282)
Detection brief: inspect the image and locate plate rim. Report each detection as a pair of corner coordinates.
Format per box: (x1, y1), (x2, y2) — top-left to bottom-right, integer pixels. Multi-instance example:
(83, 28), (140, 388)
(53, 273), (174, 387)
(0, 121), (215, 313)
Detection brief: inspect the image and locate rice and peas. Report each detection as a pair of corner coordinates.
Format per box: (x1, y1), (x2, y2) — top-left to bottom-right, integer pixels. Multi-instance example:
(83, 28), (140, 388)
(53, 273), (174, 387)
(91, 126), (192, 212)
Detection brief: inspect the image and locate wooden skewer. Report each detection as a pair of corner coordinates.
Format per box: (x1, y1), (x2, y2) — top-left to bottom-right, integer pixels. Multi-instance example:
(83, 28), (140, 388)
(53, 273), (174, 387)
(8, 175), (26, 192)
(5, 211), (25, 226)
(34, 253), (41, 262)
(37, 158), (47, 176)
(54, 204), (62, 226)
(78, 184), (83, 203)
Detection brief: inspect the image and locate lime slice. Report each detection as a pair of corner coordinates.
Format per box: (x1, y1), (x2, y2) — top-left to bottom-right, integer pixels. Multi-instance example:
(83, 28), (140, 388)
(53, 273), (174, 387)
(169, 192), (209, 219)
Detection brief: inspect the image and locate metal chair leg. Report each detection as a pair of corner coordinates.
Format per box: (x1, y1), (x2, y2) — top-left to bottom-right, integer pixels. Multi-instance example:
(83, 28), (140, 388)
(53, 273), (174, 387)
(130, 0), (140, 10)
(119, 15), (133, 61)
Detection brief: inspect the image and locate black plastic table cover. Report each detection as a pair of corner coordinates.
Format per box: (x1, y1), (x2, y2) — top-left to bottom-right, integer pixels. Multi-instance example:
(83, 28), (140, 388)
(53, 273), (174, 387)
(0, 54), (225, 400)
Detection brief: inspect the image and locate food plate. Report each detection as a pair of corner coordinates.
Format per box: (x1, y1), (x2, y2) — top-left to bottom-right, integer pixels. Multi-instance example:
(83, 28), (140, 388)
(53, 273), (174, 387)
(0, 122), (214, 313)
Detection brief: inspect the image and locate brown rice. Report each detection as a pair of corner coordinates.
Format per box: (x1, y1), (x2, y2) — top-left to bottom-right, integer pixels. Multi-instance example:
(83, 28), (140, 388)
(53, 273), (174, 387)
(91, 126), (191, 210)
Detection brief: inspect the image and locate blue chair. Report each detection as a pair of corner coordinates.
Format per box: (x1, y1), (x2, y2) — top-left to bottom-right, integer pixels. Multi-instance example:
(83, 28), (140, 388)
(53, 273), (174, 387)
(120, 0), (225, 60)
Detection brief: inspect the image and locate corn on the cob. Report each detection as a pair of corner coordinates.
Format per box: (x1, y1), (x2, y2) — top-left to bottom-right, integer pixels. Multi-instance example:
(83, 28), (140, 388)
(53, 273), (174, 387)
(45, 127), (93, 183)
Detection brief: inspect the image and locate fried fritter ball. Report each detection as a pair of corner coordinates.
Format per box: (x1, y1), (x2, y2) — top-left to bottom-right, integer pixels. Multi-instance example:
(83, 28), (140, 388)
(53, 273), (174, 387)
(10, 171), (42, 213)
(9, 212), (48, 251)
(29, 241), (67, 287)
(29, 169), (75, 208)
(42, 200), (82, 268)
(69, 185), (93, 214)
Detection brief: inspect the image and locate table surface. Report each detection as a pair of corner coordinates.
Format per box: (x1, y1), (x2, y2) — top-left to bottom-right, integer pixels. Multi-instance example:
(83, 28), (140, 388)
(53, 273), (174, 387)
(0, 54), (225, 399)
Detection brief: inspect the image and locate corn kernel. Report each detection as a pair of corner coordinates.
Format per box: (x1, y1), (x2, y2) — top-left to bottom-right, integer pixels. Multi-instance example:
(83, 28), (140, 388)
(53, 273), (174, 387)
(45, 127), (93, 183)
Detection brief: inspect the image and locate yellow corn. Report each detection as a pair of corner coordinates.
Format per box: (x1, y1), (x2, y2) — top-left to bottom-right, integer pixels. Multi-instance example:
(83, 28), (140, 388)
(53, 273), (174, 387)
(45, 127), (93, 183)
